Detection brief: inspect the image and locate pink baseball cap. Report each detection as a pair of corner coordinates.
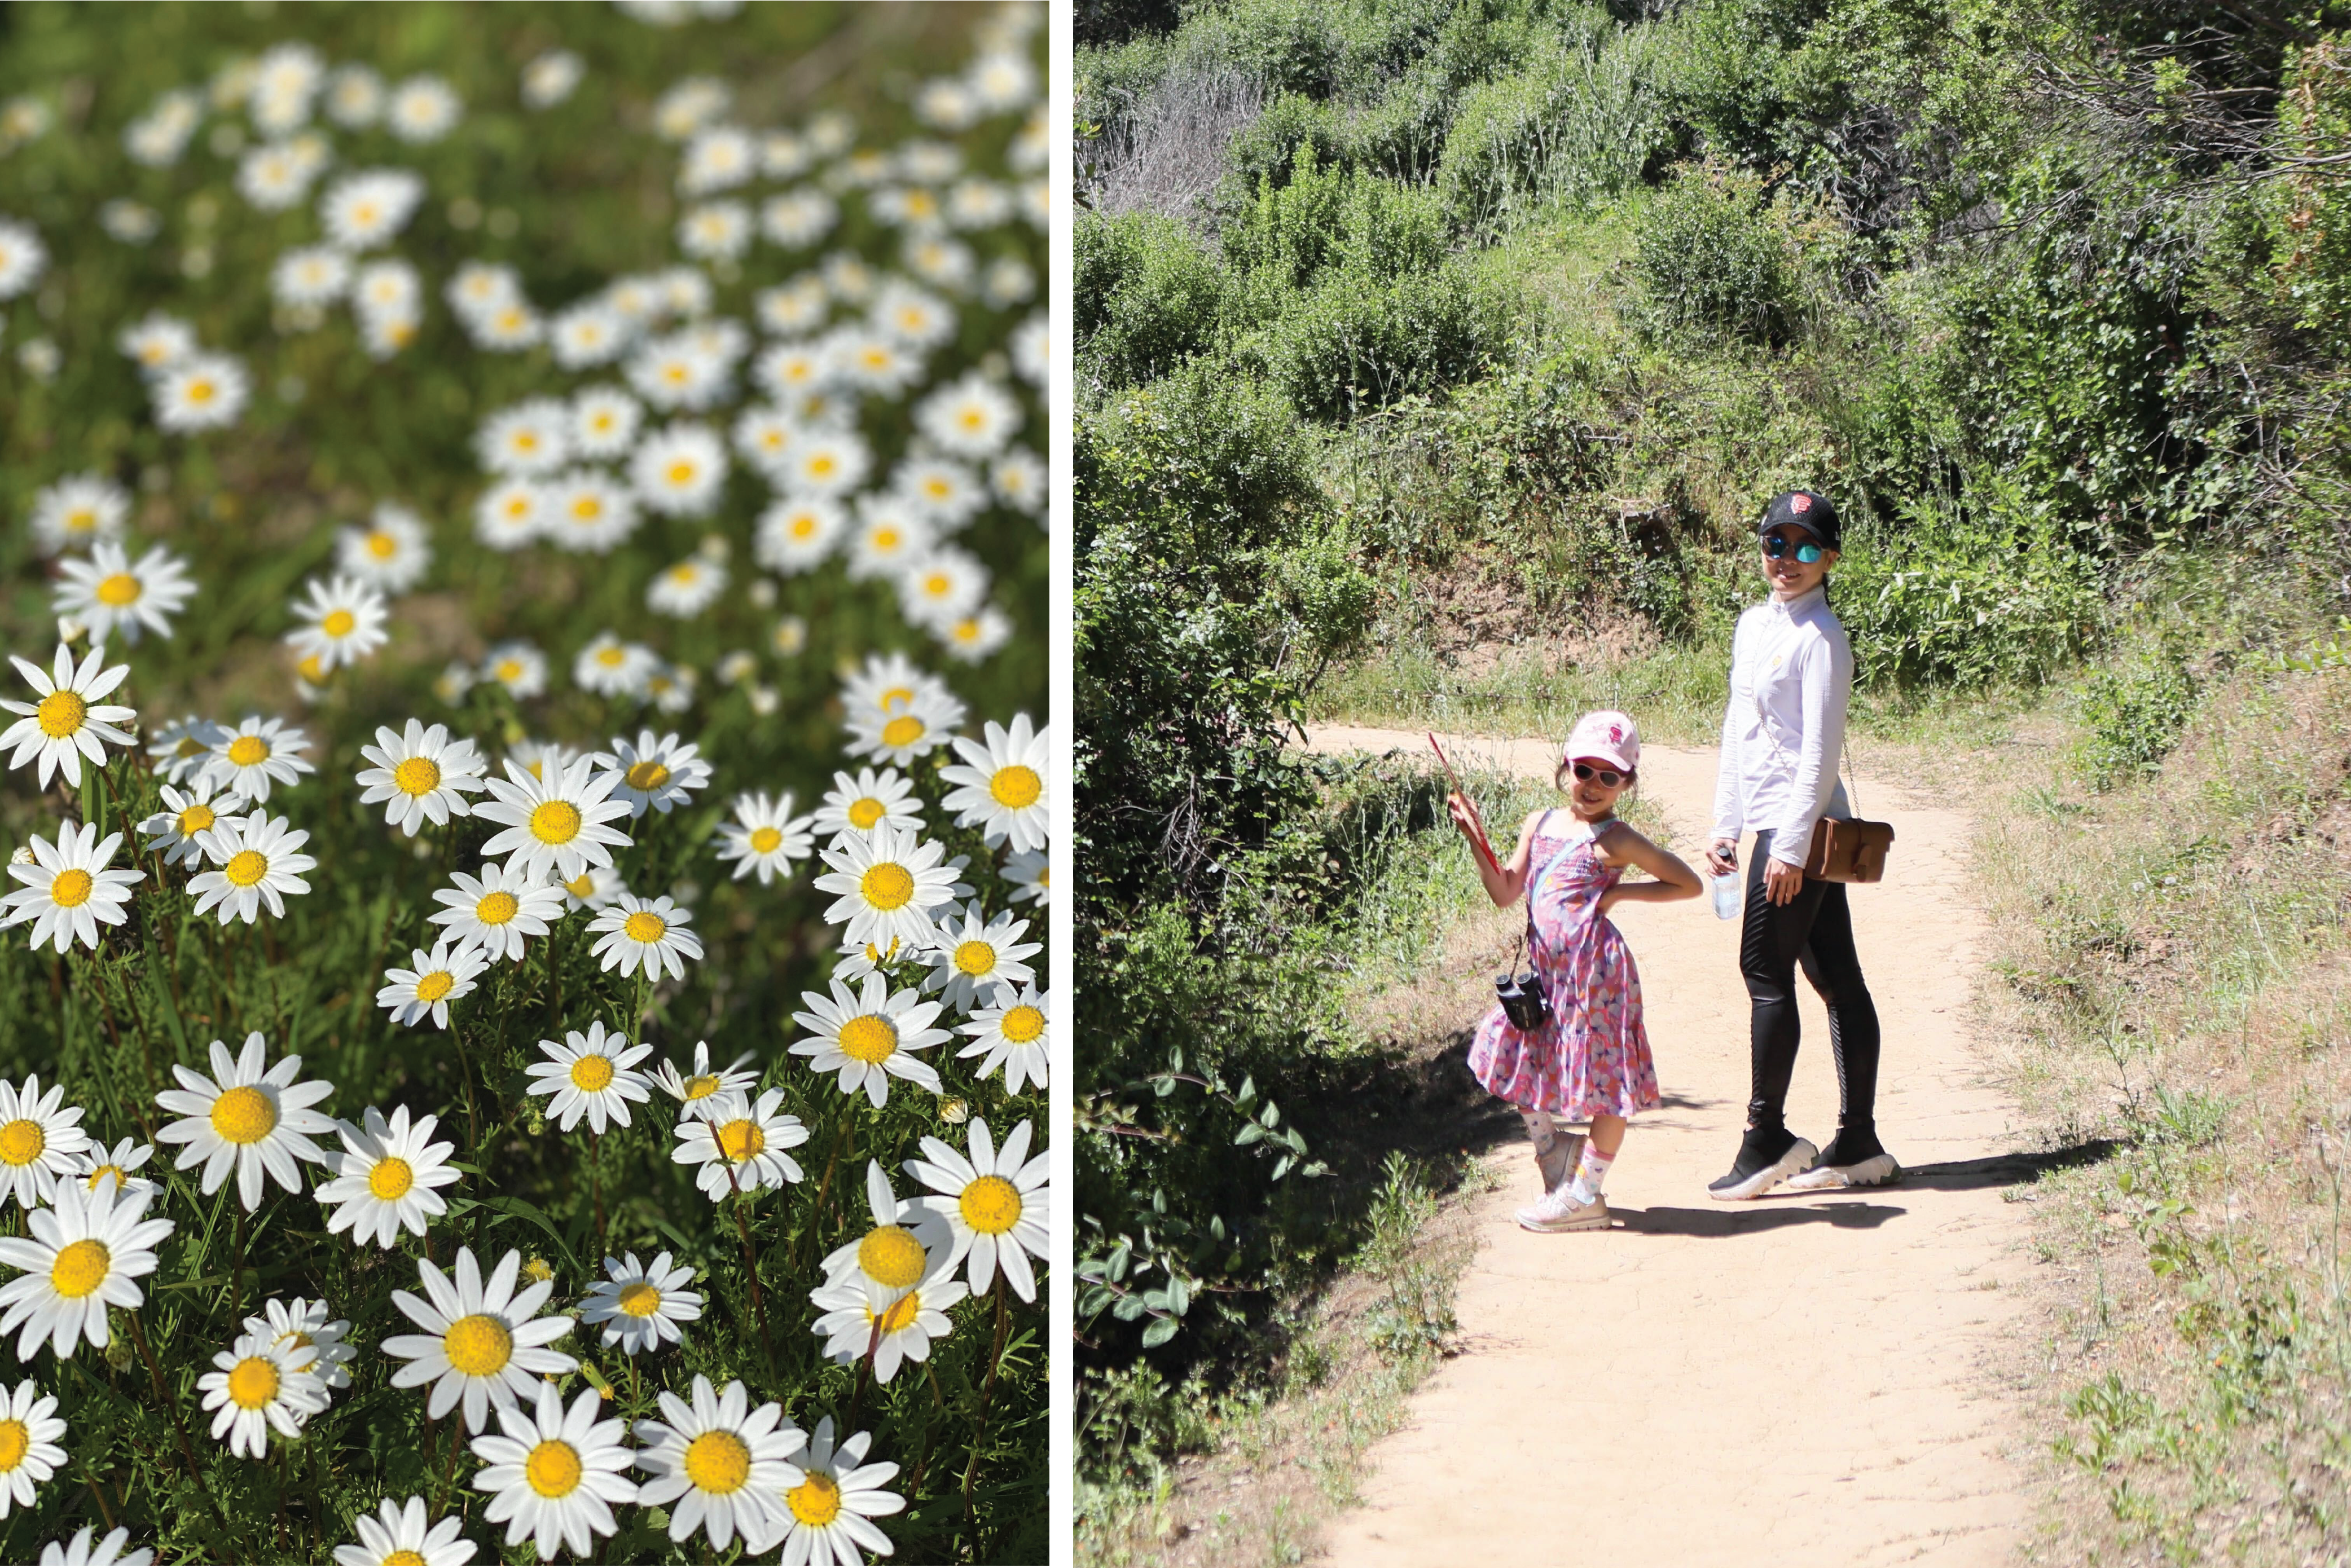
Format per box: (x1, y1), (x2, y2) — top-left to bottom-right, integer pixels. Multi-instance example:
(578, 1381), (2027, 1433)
(1564, 710), (1640, 774)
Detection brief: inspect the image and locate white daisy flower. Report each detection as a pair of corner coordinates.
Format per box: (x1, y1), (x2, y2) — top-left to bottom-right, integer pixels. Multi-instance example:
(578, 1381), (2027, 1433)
(0, 825), (142, 955)
(0, 1378), (65, 1515)
(388, 75), (460, 142)
(153, 1033), (335, 1210)
(320, 168), (425, 250)
(759, 129), (812, 179)
(69, 1138), (156, 1203)
(116, 312), (195, 375)
(509, 739), (583, 783)
(569, 386), (641, 456)
(907, 231), (978, 292)
(941, 713), (1051, 853)
(376, 940), (490, 1030)
(445, 261), (520, 318)
(543, 470), (639, 553)
(907, 1118), (1049, 1302)
(0, 1178), (172, 1359)
(678, 200), (752, 260)
(941, 606), (1016, 663)
(759, 188), (839, 249)
(752, 339), (834, 403)
(672, 1090), (807, 1201)
(679, 125), (756, 194)
(922, 904), (1039, 1012)
(244, 1295), (358, 1389)
(550, 302), (628, 369)
(754, 495), (849, 574)
(633, 1374), (803, 1553)
(771, 1417), (904, 1565)
(556, 864), (627, 913)
(811, 766), (924, 841)
(271, 243), (350, 306)
(895, 455), (990, 531)
(992, 448), (1047, 513)
(284, 574), (390, 674)
(572, 633), (660, 699)
(730, 403), (802, 475)
(653, 77), (730, 140)
(0, 217), (45, 299)
(869, 279), (955, 349)
(590, 729), (710, 818)
(630, 422), (728, 518)
(948, 177), (1016, 231)
(809, 1253), (966, 1383)
(325, 64), (385, 129)
(819, 1160), (952, 1295)
(521, 49), (583, 110)
(197, 1331), (329, 1459)
(480, 642), (548, 699)
(626, 333), (732, 412)
(844, 497), (935, 583)
(335, 503), (433, 592)
(524, 1022), (654, 1134)
(476, 753), (635, 884)
(577, 1250), (703, 1356)
(37, 1525), (152, 1567)
(789, 974), (950, 1108)
(897, 547), (991, 630)
(470, 298), (543, 352)
(151, 351), (250, 432)
(146, 715), (225, 785)
(476, 399), (572, 477)
(587, 893), (704, 982)
(427, 863), (565, 963)
(188, 813), (317, 926)
(473, 478), (545, 549)
(0, 644), (135, 789)
(650, 1042), (757, 1117)
(140, 778), (245, 867)
(832, 327), (922, 396)
(961, 985), (1051, 1094)
(784, 426), (870, 497)
(715, 791), (814, 885)
(471, 1384), (636, 1562)
(55, 541), (196, 644)
(353, 256), (423, 318)
(0, 1077), (88, 1212)
(647, 556), (728, 617)
(316, 1105), (460, 1249)
(331, 1496), (477, 1566)
(358, 720), (487, 835)
(971, 49), (1040, 108)
(201, 715), (315, 801)
(384, 1247), (578, 1434)
(813, 823), (960, 952)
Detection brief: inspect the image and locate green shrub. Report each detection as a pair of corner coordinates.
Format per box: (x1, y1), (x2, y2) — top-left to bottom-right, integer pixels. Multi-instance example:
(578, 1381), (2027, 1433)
(1226, 90), (1354, 194)
(1250, 262), (1495, 419)
(2076, 658), (2200, 790)
(1075, 210), (1229, 387)
(1436, 21), (1678, 228)
(1634, 161), (1809, 345)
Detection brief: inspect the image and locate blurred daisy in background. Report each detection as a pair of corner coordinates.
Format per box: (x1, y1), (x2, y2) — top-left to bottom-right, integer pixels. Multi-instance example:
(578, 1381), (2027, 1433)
(479, 641), (547, 699)
(714, 790), (813, 884)
(284, 575), (390, 674)
(335, 503), (433, 592)
(55, 541), (196, 644)
(754, 494), (847, 574)
(28, 474), (130, 555)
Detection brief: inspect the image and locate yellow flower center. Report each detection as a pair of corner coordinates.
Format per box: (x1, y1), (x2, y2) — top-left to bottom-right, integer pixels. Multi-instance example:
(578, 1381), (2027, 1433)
(496, 660), (525, 682)
(873, 1290), (922, 1334)
(530, 801), (581, 844)
(393, 756), (441, 796)
(960, 1174), (1022, 1235)
(227, 735), (270, 767)
(476, 891), (519, 926)
(321, 609), (357, 638)
(84, 1164), (126, 1192)
(858, 1225), (926, 1289)
(959, 940), (1004, 977)
(369, 1156), (414, 1200)
(991, 765), (1042, 810)
(717, 1118), (764, 1162)
(96, 572), (143, 606)
(623, 910), (666, 944)
(385, 1555), (425, 1566)
(178, 803), (215, 837)
(0, 1120), (43, 1166)
(0, 1419), (26, 1473)
(565, 873), (596, 900)
(807, 453), (836, 478)
(227, 1355), (280, 1410)
(525, 1438), (582, 1497)
(999, 1005), (1045, 1045)
(624, 760), (670, 791)
(790, 516), (817, 540)
(616, 1281), (662, 1318)
(49, 869), (93, 909)
(186, 377), (215, 404)
(837, 1014), (897, 1064)
(366, 531), (398, 560)
(880, 716), (924, 749)
(50, 1238), (110, 1298)
(872, 527), (901, 554)
(681, 1073), (720, 1100)
(570, 1054), (615, 1092)
(211, 1085), (277, 1143)
(960, 408), (987, 431)
(443, 1314), (513, 1377)
(572, 496), (603, 522)
(925, 478), (953, 500)
(666, 461), (696, 486)
(859, 864), (913, 911)
(788, 1471), (842, 1526)
(924, 572), (952, 598)
(298, 654), (326, 683)
(847, 797), (886, 830)
(749, 826), (783, 854)
(36, 690), (86, 739)
(683, 1430), (753, 1495)
(414, 970), (455, 1004)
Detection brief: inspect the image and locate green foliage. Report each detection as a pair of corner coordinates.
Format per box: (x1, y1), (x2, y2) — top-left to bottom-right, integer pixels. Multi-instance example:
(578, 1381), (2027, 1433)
(1075, 210), (1228, 389)
(2075, 657), (2200, 791)
(1633, 162), (1810, 346)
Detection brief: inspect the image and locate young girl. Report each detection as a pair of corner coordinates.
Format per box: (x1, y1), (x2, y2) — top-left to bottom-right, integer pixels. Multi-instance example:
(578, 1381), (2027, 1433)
(1447, 711), (1702, 1231)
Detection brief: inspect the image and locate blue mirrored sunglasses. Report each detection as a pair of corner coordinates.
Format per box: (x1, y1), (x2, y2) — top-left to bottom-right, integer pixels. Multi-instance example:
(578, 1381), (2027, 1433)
(1761, 532), (1823, 564)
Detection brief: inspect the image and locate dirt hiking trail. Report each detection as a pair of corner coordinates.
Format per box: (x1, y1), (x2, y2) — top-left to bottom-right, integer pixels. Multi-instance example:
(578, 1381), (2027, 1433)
(1305, 726), (2033, 1567)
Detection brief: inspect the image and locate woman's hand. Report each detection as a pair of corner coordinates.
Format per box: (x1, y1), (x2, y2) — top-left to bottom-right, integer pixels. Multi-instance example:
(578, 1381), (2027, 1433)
(1706, 838), (1738, 878)
(1764, 858), (1805, 906)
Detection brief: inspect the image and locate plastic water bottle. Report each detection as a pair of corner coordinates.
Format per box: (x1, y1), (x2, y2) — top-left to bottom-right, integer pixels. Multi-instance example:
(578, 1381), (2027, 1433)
(1711, 871), (1742, 921)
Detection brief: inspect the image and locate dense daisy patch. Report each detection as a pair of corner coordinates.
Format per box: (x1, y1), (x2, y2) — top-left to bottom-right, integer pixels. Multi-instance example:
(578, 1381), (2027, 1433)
(0, 5), (1046, 1563)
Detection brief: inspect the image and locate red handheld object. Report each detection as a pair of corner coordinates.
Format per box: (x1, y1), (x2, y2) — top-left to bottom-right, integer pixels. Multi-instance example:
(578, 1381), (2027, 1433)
(1430, 733), (1501, 876)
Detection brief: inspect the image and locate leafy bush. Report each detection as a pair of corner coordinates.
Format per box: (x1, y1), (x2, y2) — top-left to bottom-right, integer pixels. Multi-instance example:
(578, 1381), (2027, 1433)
(1249, 261), (1496, 420)
(1075, 210), (1228, 388)
(1634, 161), (1811, 345)
(1435, 21), (1679, 228)
(2076, 658), (2200, 791)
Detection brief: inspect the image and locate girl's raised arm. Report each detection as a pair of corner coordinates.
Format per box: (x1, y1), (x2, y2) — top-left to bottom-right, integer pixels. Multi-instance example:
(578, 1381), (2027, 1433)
(1450, 798), (1544, 909)
(1593, 821), (1705, 909)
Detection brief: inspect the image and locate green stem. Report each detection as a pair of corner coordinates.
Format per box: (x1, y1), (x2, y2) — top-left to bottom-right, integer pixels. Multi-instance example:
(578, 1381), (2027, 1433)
(960, 1283), (1013, 1531)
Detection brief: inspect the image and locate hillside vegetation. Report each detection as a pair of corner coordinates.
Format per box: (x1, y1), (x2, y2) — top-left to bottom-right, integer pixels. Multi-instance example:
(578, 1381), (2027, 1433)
(1075, 0), (2351, 1557)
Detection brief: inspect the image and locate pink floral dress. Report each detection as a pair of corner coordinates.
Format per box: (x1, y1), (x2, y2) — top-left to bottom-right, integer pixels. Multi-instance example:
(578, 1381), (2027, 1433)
(1468, 811), (1662, 1120)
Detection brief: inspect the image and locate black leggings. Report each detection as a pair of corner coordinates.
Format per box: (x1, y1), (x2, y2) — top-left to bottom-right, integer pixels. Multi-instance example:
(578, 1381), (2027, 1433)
(1740, 830), (1882, 1133)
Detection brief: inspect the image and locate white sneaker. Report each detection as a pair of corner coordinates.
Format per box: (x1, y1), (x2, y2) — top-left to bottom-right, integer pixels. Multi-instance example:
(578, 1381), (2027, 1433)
(1536, 1129), (1585, 1193)
(1515, 1185), (1609, 1233)
(1785, 1152), (1900, 1190)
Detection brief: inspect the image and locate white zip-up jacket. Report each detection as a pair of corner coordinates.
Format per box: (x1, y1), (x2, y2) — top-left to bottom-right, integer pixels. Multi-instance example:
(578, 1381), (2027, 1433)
(1710, 583), (1853, 869)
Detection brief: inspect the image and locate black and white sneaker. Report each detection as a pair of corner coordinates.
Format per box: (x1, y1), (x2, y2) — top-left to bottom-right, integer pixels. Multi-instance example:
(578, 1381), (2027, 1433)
(1784, 1125), (1900, 1190)
(1706, 1125), (1818, 1201)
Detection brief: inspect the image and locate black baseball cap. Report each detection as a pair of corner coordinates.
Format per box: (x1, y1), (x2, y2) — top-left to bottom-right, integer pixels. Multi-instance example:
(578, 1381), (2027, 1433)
(1760, 490), (1840, 552)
